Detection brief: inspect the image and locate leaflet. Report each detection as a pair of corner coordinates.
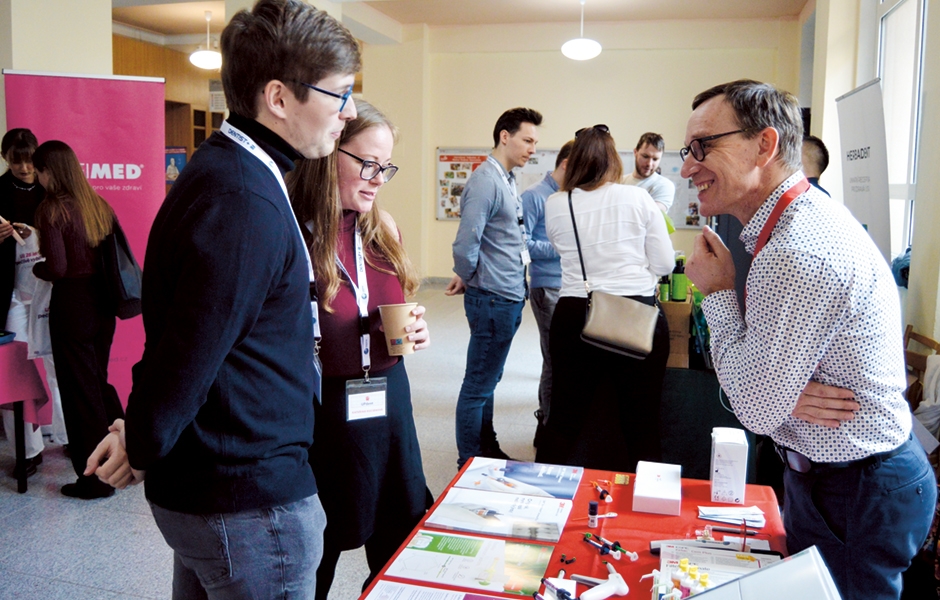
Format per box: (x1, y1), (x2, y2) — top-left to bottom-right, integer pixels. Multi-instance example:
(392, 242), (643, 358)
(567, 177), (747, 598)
(453, 458), (583, 499)
(424, 487), (572, 542)
(384, 530), (554, 596)
(364, 580), (508, 599)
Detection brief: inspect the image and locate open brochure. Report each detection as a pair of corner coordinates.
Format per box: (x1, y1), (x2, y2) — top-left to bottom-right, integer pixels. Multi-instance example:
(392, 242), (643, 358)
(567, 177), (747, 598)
(453, 458), (583, 499)
(384, 530), (554, 596)
(364, 580), (509, 599)
(424, 487), (572, 542)
(659, 542), (782, 588)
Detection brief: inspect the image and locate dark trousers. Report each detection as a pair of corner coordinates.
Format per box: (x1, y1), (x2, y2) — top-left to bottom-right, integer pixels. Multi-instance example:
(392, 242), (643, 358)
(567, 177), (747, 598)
(49, 277), (123, 480)
(537, 295), (670, 472)
(783, 437), (937, 600)
(312, 360), (430, 599)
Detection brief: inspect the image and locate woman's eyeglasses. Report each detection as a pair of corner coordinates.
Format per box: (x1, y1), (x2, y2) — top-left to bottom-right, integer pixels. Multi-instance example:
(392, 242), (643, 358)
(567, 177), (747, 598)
(575, 124), (610, 138)
(338, 148), (399, 182)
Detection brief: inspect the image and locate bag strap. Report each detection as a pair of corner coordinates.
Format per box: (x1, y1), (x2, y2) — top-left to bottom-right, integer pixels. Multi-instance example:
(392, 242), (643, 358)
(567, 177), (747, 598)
(567, 191), (590, 295)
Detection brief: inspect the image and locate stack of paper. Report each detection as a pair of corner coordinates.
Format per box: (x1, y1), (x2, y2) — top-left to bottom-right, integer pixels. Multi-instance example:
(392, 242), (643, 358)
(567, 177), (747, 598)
(698, 505), (766, 528)
(424, 487), (572, 542)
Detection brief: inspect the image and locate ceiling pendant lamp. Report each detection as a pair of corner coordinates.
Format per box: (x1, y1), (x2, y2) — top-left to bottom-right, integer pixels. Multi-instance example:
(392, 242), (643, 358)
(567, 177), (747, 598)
(561, 0), (602, 61)
(190, 11), (222, 70)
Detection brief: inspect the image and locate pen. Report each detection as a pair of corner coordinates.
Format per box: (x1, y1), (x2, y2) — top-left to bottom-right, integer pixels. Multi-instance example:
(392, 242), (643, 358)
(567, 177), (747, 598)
(710, 525), (758, 535)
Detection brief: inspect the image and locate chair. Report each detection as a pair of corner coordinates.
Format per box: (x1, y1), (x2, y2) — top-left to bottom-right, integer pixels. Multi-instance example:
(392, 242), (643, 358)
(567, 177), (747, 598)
(904, 324), (940, 412)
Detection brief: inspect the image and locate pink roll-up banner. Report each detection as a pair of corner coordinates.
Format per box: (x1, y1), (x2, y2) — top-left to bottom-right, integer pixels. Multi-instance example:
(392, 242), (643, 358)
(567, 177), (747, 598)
(3, 70), (166, 407)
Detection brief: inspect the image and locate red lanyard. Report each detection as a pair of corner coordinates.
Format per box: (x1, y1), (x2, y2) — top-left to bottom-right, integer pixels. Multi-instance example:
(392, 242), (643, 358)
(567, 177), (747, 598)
(745, 177), (810, 307)
(753, 177), (810, 256)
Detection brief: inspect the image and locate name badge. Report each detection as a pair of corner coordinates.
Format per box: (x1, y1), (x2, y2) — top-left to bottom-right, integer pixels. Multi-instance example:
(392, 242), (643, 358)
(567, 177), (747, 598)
(346, 377), (388, 421)
(521, 248), (532, 266)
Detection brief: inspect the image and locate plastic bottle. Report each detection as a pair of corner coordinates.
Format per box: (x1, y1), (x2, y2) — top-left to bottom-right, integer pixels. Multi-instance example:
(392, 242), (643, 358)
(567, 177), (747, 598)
(588, 500), (598, 528)
(671, 256), (687, 301)
(689, 572), (711, 596)
(680, 565), (698, 598)
(659, 275), (671, 302)
(670, 558), (689, 589)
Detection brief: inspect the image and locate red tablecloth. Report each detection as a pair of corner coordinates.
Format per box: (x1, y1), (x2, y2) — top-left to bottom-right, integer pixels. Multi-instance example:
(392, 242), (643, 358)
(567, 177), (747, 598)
(363, 463), (786, 598)
(0, 341), (49, 425)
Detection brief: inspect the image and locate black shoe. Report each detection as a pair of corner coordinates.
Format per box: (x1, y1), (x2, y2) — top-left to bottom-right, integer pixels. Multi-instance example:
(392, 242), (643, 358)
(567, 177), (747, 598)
(11, 453), (42, 479)
(61, 478), (114, 500)
(481, 443), (513, 460)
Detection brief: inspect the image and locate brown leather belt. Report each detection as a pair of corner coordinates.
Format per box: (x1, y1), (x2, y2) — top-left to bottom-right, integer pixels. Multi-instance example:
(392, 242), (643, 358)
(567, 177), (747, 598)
(775, 436), (912, 474)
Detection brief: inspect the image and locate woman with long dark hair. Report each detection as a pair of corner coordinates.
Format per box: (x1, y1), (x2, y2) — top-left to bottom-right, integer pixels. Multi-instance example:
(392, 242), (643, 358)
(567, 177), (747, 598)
(1, 129), (48, 476)
(288, 100), (431, 599)
(535, 125), (674, 472)
(32, 140), (123, 499)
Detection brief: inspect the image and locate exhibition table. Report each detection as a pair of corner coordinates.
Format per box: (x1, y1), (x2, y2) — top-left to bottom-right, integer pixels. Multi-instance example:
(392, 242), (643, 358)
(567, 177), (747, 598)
(0, 341), (50, 493)
(362, 458), (786, 599)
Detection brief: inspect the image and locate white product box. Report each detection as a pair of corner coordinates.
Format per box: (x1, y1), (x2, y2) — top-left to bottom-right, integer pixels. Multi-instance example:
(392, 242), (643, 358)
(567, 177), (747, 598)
(711, 427), (749, 504)
(632, 461), (682, 516)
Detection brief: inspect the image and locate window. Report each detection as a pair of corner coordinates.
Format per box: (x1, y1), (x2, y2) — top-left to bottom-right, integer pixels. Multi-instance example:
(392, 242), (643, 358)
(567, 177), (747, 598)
(873, 0), (926, 257)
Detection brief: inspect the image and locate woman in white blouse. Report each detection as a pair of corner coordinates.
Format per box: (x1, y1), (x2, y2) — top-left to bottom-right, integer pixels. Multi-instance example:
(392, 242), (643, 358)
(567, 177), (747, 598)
(535, 125), (675, 471)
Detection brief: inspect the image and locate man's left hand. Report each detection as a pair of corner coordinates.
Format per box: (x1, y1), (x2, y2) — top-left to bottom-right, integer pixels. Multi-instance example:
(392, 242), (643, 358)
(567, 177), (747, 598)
(791, 381), (860, 429)
(686, 225), (736, 296)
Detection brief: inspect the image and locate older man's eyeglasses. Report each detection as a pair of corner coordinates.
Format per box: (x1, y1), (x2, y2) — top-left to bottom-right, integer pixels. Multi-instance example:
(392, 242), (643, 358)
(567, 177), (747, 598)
(296, 82), (354, 113)
(679, 129), (749, 162)
(339, 148), (399, 182)
(575, 124), (610, 138)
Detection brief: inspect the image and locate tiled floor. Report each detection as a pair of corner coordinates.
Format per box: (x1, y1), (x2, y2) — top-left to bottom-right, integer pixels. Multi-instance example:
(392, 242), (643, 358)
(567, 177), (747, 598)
(0, 281), (543, 598)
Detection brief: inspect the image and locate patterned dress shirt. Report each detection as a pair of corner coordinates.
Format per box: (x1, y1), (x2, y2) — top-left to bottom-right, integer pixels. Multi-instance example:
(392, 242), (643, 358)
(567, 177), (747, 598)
(702, 172), (911, 462)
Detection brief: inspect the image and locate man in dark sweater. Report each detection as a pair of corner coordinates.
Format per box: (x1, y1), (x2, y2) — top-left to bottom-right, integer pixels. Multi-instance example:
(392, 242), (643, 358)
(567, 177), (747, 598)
(85, 1), (360, 596)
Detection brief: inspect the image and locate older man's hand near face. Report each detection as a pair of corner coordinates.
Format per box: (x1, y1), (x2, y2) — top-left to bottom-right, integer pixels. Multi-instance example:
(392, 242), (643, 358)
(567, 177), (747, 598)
(686, 225), (736, 296)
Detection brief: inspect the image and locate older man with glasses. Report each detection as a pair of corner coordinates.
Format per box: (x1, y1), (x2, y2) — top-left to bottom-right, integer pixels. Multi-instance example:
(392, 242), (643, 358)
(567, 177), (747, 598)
(682, 79), (935, 600)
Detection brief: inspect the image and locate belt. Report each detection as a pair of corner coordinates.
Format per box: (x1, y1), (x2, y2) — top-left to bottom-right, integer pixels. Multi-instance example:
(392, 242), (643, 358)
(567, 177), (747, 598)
(775, 436), (912, 474)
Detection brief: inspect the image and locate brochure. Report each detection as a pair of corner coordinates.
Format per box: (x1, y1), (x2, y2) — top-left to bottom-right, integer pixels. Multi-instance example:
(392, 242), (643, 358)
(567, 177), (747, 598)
(658, 542), (782, 587)
(425, 487), (572, 542)
(384, 530), (554, 596)
(454, 458), (583, 499)
(364, 580), (509, 599)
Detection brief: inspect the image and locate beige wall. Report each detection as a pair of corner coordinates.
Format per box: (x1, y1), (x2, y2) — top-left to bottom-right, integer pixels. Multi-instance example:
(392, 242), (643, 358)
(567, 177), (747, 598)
(361, 18), (802, 278)
(0, 0), (112, 133)
(362, 25), (432, 276)
(909, 1), (940, 340)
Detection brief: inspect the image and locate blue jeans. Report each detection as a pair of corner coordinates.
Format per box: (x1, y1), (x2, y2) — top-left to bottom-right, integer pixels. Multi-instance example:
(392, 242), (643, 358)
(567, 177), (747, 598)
(151, 494), (327, 599)
(455, 286), (524, 467)
(783, 437), (936, 600)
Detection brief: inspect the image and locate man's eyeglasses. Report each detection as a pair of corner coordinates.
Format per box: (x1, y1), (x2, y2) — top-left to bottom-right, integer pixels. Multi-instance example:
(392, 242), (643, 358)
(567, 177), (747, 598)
(575, 124), (610, 138)
(297, 82), (354, 113)
(338, 148), (399, 182)
(679, 129), (749, 162)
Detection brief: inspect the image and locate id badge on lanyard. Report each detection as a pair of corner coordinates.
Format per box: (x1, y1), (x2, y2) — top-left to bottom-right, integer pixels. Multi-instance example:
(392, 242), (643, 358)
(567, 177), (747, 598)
(487, 156), (530, 266)
(337, 223), (387, 421)
(220, 121), (322, 401)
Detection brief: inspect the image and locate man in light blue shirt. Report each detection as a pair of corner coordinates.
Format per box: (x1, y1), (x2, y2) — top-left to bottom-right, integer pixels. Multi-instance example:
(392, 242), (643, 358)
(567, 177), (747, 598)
(521, 140), (572, 447)
(446, 107), (542, 467)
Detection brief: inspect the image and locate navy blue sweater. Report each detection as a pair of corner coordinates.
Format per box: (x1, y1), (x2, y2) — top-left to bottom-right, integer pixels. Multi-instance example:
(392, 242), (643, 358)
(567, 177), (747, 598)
(125, 114), (317, 514)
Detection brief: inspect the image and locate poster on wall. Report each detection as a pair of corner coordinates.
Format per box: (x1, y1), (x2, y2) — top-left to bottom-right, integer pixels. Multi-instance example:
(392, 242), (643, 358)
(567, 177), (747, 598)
(4, 70), (166, 403)
(436, 148), (699, 228)
(165, 147), (186, 184)
(835, 79), (891, 261)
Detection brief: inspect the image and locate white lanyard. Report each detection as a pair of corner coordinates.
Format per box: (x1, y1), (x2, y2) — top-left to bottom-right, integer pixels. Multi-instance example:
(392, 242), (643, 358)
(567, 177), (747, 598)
(335, 223), (371, 374)
(486, 155), (529, 250)
(220, 121), (321, 342)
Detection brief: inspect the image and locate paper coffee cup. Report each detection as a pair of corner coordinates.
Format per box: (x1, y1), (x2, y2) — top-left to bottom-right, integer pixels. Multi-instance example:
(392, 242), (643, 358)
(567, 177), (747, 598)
(378, 303), (418, 356)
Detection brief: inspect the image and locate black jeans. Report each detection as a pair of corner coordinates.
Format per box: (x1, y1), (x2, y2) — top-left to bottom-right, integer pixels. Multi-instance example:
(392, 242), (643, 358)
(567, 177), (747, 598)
(49, 276), (123, 479)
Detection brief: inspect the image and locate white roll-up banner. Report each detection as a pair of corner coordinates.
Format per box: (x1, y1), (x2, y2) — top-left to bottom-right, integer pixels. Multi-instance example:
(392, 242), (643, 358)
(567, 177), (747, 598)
(835, 79), (891, 261)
